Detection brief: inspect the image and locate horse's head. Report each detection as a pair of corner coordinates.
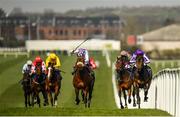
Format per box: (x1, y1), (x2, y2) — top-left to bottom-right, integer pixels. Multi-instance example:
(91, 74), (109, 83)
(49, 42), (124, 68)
(23, 72), (30, 80)
(136, 55), (144, 70)
(47, 63), (55, 80)
(36, 64), (42, 75)
(76, 61), (85, 70)
(22, 72), (31, 87)
(75, 57), (85, 70)
(115, 56), (126, 70)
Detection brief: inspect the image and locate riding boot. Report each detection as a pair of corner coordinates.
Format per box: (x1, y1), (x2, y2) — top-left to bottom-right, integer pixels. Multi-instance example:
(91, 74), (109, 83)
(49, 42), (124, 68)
(91, 71), (95, 79)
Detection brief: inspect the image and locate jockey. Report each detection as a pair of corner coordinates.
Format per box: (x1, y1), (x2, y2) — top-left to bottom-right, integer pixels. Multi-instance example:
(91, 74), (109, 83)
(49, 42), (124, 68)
(71, 48), (95, 79)
(31, 56), (46, 83)
(74, 48), (89, 65)
(130, 49), (151, 80)
(45, 53), (62, 80)
(31, 56), (48, 106)
(130, 49), (150, 66)
(22, 60), (33, 75)
(115, 50), (131, 80)
(116, 50), (131, 69)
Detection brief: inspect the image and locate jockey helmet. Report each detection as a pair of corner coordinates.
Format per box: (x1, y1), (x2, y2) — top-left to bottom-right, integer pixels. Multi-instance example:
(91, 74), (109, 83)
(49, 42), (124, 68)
(135, 49), (144, 56)
(77, 48), (85, 57)
(35, 56), (43, 63)
(120, 50), (128, 56)
(27, 60), (32, 65)
(49, 53), (56, 61)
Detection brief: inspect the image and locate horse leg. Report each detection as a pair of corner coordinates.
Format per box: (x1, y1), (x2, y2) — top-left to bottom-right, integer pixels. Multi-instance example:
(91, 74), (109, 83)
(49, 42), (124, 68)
(128, 88), (132, 104)
(87, 79), (95, 108)
(132, 86), (136, 107)
(136, 87), (141, 109)
(31, 91), (35, 107)
(28, 93), (31, 106)
(81, 90), (84, 102)
(24, 92), (28, 107)
(118, 89), (124, 109)
(83, 89), (88, 108)
(37, 94), (41, 108)
(144, 89), (148, 102)
(41, 85), (49, 106)
(75, 88), (80, 105)
(144, 67), (152, 102)
(54, 86), (60, 107)
(48, 91), (53, 106)
(144, 82), (150, 102)
(123, 90), (128, 108)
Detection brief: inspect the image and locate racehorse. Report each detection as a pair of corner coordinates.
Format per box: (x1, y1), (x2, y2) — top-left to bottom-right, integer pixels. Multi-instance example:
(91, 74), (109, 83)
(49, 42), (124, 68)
(73, 57), (95, 108)
(115, 56), (133, 109)
(31, 65), (48, 107)
(22, 72), (32, 107)
(132, 55), (152, 108)
(47, 63), (62, 107)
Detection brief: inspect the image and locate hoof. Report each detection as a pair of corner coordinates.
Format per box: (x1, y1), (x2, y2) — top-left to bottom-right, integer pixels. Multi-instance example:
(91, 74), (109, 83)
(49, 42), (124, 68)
(125, 105), (128, 109)
(121, 105), (124, 109)
(43, 101), (49, 106)
(144, 97), (148, 102)
(75, 99), (80, 105)
(88, 104), (91, 108)
(133, 103), (136, 107)
(128, 98), (132, 104)
(54, 100), (58, 107)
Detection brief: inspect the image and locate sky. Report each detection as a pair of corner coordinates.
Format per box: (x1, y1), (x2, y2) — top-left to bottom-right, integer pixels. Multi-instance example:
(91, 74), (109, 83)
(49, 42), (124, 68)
(0, 0), (180, 13)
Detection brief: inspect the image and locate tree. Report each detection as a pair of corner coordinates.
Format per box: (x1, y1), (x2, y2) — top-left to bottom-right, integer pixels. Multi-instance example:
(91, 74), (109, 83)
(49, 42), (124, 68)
(0, 8), (6, 17)
(9, 7), (23, 16)
(163, 17), (175, 26)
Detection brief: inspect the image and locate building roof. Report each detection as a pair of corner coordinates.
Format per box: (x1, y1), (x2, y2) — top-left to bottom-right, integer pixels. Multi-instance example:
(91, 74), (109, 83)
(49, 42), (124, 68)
(140, 24), (180, 41)
(0, 15), (122, 27)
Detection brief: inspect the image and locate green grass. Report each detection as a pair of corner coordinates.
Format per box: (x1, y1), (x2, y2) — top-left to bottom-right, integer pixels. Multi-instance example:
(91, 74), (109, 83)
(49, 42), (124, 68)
(0, 52), (173, 116)
(0, 108), (170, 116)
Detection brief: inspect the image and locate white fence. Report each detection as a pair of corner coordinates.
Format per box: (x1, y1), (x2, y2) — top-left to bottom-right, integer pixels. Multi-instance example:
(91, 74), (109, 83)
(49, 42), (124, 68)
(26, 39), (120, 52)
(0, 47), (29, 58)
(112, 65), (180, 116)
(152, 68), (180, 117)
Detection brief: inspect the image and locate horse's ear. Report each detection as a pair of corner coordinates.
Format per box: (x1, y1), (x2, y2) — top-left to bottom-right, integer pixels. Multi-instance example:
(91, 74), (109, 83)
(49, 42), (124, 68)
(117, 56), (121, 60)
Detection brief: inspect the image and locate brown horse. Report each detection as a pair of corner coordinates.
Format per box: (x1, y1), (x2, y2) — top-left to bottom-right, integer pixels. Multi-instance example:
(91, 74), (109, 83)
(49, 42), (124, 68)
(115, 56), (133, 109)
(22, 72), (32, 107)
(133, 55), (152, 108)
(47, 63), (62, 107)
(31, 65), (49, 107)
(73, 57), (95, 108)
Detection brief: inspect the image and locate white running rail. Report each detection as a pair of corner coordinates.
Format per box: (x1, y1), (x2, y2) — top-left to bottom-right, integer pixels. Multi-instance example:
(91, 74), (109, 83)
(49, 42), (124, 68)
(112, 65), (180, 116)
(153, 68), (180, 117)
(103, 49), (111, 67)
